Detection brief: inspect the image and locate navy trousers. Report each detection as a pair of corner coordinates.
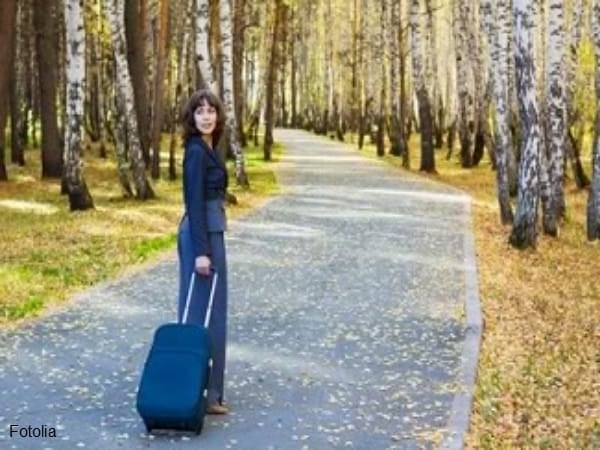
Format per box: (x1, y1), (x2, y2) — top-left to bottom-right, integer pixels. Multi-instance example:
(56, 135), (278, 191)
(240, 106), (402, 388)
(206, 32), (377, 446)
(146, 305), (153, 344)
(177, 215), (228, 405)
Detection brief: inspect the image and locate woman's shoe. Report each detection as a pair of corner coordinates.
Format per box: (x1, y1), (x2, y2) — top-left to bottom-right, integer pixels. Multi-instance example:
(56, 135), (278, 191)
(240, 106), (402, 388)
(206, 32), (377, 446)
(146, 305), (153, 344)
(206, 402), (229, 415)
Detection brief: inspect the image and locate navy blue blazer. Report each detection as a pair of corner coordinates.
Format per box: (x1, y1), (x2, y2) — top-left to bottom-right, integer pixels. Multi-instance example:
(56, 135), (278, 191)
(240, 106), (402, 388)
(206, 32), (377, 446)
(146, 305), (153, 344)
(183, 134), (228, 257)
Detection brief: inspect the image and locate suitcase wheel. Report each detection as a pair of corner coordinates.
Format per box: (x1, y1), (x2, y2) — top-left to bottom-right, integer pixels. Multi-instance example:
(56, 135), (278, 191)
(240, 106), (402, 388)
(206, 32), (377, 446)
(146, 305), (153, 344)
(195, 418), (204, 435)
(145, 422), (154, 434)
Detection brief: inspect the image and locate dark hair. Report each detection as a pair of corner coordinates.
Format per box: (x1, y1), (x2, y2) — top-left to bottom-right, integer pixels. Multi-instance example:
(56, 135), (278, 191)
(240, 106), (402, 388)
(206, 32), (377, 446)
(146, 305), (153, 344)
(181, 89), (226, 146)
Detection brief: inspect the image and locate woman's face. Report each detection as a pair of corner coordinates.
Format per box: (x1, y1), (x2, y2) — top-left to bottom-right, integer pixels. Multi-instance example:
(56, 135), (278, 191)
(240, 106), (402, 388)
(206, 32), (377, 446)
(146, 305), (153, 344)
(193, 100), (218, 137)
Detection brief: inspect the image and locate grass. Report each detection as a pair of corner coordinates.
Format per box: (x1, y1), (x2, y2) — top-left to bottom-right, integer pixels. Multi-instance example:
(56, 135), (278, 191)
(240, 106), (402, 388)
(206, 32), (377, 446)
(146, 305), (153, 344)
(352, 133), (599, 449)
(0, 136), (282, 326)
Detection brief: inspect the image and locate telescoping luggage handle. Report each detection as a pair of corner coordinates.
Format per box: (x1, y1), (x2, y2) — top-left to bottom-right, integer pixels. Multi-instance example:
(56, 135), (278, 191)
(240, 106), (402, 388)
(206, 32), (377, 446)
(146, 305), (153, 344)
(181, 270), (218, 328)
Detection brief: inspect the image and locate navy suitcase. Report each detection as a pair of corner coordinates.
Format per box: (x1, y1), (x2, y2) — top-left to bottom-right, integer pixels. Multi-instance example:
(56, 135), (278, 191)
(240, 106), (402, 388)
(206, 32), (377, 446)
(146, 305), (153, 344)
(136, 271), (218, 434)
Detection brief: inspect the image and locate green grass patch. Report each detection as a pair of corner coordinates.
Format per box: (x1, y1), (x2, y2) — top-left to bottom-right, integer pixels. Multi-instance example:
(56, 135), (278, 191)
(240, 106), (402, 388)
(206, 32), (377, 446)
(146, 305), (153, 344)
(130, 233), (177, 260)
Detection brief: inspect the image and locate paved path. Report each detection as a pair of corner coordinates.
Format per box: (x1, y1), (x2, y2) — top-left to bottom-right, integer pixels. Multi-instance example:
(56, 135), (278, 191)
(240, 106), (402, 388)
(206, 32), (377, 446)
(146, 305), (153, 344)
(0, 130), (480, 450)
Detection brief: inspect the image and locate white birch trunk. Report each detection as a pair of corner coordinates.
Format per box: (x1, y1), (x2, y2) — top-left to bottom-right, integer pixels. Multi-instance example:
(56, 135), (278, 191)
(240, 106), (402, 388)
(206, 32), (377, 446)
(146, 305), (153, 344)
(483, 0), (513, 224)
(376, 0), (387, 156)
(361, 0), (375, 147)
(509, 0), (541, 249)
(410, 0), (422, 119)
(454, 0), (473, 167)
(220, 0), (248, 185)
(543, 0), (566, 235)
(64, 0), (93, 210)
(389, 0), (407, 158)
(390, 0), (400, 122)
(106, 0), (154, 199)
(410, 0), (434, 171)
(587, 0), (600, 240)
(470, 1), (491, 165)
(504, 0), (519, 194)
(195, 0), (215, 90)
(425, 0), (441, 146)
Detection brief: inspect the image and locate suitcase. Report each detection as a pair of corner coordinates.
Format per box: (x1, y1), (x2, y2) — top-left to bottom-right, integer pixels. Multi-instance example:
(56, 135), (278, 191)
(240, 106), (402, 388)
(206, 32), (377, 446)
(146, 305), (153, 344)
(136, 270), (218, 434)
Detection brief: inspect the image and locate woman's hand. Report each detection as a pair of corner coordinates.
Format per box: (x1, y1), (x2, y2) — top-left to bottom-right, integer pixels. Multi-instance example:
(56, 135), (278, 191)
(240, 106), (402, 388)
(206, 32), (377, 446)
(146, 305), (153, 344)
(195, 255), (211, 276)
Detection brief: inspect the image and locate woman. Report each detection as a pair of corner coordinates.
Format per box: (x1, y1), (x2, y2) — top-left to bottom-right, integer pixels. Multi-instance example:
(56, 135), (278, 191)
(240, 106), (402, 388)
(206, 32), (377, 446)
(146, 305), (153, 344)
(178, 89), (229, 415)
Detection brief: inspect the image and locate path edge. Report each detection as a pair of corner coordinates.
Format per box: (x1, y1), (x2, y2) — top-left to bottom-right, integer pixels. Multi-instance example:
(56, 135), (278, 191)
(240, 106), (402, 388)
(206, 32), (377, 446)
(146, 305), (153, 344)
(440, 199), (483, 450)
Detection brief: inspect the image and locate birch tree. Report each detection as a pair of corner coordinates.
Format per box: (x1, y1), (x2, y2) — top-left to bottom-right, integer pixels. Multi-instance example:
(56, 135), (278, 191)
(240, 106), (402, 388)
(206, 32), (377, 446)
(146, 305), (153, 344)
(389, 0), (408, 161)
(196, 0), (215, 89)
(503, 0), (519, 195)
(264, 0), (284, 160)
(425, 0), (442, 148)
(168, 0), (191, 180)
(64, 0), (94, 210)
(509, 0), (542, 249)
(410, 0), (435, 172)
(376, 0), (386, 157)
(543, 0), (567, 235)
(483, 0), (513, 224)
(454, 0), (473, 168)
(587, 0), (600, 240)
(106, 0), (155, 199)
(220, 0), (249, 186)
(359, 0), (377, 149)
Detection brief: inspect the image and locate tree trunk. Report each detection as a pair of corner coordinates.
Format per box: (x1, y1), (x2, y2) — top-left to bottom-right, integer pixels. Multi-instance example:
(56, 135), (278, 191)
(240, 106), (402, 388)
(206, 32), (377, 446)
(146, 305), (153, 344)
(291, 14), (298, 128)
(399, 2), (409, 169)
(425, 0), (442, 150)
(376, 0), (386, 157)
(64, 0), (94, 211)
(195, 0), (215, 90)
(233, 0), (247, 146)
(168, 0), (191, 181)
(264, 0), (283, 161)
(10, 0), (25, 167)
(389, 0), (407, 159)
(34, 0), (62, 179)
(106, 0), (155, 199)
(150, 0), (169, 180)
(587, 1), (600, 240)
(125, 0), (150, 164)
(220, 0), (249, 186)
(484, 0), (513, 225)
(454, 0), (473, 168)
(543, 0), (567, 235)
(0, 0), (16, 181)
(411, 0), (435, 172)
(509, 0), (541, 249)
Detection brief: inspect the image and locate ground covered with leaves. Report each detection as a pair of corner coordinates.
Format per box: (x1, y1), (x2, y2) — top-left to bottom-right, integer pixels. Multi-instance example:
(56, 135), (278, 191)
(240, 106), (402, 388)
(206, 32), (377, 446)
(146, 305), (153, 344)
(374, 141), (598, 449)
(0, 140), (281, 327)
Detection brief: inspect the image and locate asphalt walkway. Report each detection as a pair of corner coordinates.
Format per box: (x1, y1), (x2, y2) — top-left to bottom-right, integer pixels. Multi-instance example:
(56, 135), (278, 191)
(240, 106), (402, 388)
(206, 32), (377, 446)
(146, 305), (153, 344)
(0, 129), (481, 450)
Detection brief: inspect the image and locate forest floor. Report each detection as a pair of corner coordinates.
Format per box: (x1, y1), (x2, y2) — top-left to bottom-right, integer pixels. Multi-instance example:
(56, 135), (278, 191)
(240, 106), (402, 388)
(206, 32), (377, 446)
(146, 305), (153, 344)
(354, 134), (598, 449)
